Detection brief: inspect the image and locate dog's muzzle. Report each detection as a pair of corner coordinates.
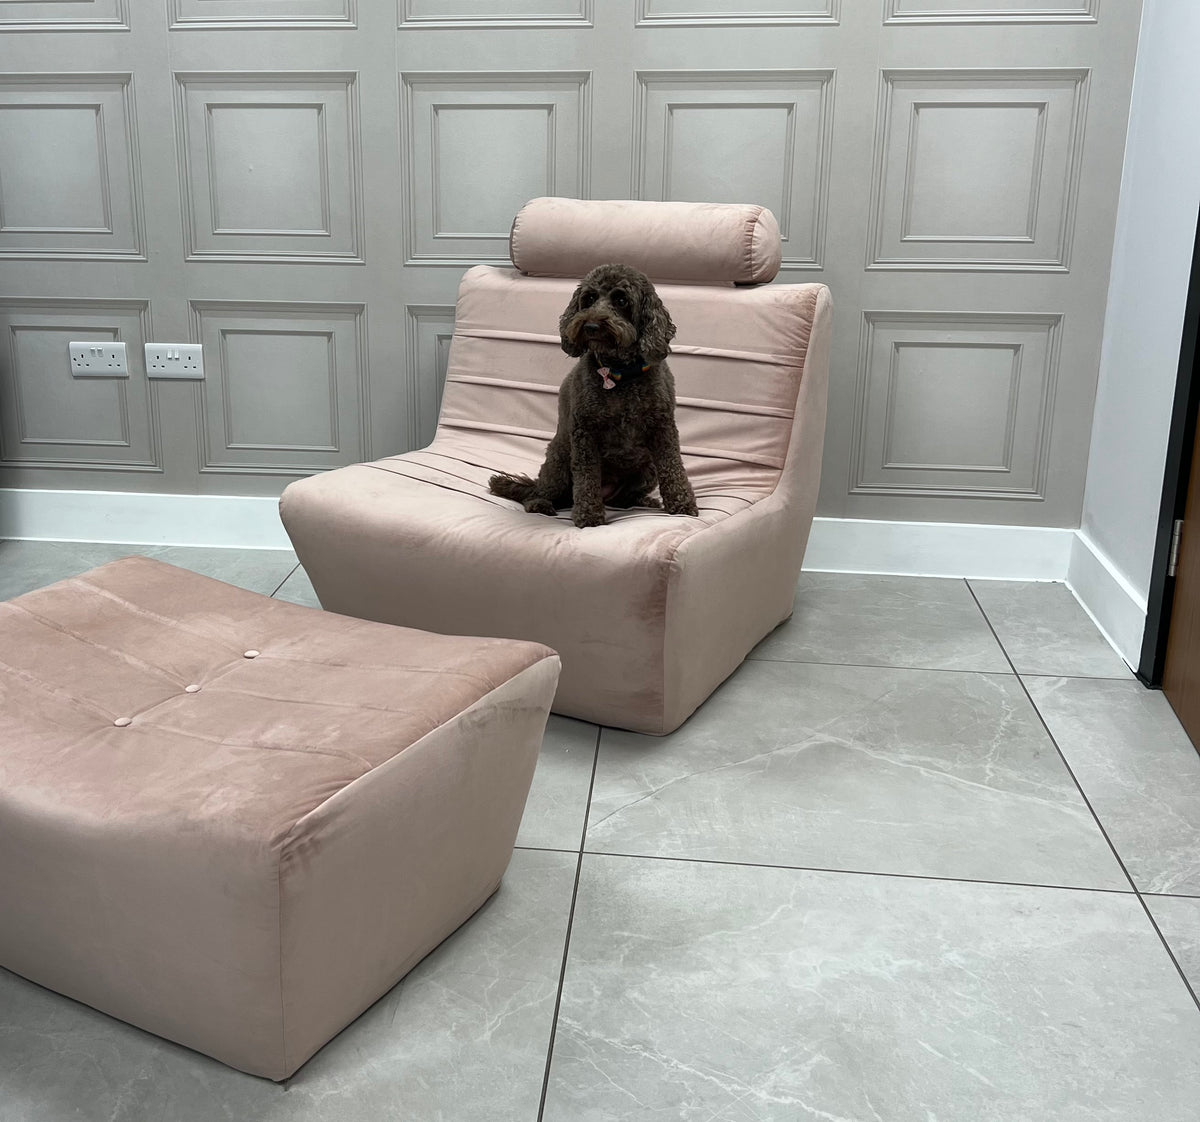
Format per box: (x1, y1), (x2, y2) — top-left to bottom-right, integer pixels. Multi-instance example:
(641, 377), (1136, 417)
(567, 312), (635, 354)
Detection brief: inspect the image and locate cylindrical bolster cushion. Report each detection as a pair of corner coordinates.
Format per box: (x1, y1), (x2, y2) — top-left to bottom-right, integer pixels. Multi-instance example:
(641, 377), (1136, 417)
(509, 197), (782, 284)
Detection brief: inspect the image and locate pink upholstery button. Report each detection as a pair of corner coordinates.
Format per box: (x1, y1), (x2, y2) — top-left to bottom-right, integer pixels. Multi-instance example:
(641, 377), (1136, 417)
(113, 717), (132, 727)
(185, 684), (201, 693)
(243, 649), (259, 659)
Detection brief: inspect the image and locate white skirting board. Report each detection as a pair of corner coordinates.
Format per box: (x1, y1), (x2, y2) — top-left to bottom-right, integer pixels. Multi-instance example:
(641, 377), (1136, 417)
(1065, 530), (1148, 670)
(0, 488), (1146, 667)
(0, 487), (291, 550)
(802, 517), (1075, 582)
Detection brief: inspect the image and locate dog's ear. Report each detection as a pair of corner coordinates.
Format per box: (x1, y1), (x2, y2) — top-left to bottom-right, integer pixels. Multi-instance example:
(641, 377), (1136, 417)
(638, 284), (676, 365)
(558, 285), (586, 357)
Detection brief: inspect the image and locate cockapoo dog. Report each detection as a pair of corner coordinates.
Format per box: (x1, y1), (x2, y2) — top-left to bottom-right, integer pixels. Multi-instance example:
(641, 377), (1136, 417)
(488, 263), (699, 528)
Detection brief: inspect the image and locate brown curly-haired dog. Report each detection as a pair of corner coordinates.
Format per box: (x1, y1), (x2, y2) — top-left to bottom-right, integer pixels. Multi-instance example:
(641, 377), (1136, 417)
(488, 263), (699, 528)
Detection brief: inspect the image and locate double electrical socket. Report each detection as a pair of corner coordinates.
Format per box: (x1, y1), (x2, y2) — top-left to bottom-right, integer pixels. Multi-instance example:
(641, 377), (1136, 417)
(144, 343), (204, 379)
(69, 341), (205, 379)
(69, 341), (128, 377)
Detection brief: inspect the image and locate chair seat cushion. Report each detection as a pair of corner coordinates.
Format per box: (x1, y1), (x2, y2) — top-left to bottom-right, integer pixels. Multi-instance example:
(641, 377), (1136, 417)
(281, 443), (790, 733)
(0, 556), (560, 1079)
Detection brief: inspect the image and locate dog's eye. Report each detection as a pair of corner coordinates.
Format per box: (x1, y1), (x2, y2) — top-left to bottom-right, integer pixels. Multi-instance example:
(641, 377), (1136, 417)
(612, 291), (629, 309)
(579, 292), (596, 308)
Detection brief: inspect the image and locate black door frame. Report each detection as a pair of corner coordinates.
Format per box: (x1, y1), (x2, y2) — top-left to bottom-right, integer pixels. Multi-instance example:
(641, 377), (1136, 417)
(1139, 202), (1200, 685)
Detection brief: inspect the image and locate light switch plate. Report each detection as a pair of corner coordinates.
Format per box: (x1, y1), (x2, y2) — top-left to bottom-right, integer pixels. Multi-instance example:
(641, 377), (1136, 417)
(145, 343), (204, 379)
(69, 341), (128, 377)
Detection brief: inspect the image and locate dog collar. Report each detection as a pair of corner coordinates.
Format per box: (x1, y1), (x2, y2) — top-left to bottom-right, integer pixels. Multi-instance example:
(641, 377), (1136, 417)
(596, 356), (650, 391)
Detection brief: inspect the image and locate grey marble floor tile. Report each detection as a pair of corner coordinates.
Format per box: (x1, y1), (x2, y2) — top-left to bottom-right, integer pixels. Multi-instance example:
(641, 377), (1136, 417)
(516, 715), (598, 851)
(0, 848), (574, 1122)
(751, 573), (1010, 672)
(1146, 894), (1200, 996)
(969, 579), (1131, 677)
(587, 660), (1127, 889)
(1026, 676), (1200, 895)
(272, 564), (322, 609)
(0, 539), (134, 599)
(543, 855), (1200, 1122)
(0, 539), (297, 600)
(144, 545), (297, 596)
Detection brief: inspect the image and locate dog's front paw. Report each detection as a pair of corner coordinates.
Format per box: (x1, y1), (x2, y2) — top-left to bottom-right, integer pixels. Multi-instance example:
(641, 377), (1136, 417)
(665, 496), (699, 517)
(524, 496), (557, 516)
(572, 506), (607, 528)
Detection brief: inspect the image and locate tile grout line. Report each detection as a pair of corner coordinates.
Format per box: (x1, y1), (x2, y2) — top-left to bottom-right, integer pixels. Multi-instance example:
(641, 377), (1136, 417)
(1136, 898), (1200, 1011)
(964, 580), (1200, 1014)
(269, 562), (301, 599)
(536, 723), (601, 1122)
(578, 849), (1138, 896)
(749, 654), (1135, 683)
(748, 655), (1016, 676)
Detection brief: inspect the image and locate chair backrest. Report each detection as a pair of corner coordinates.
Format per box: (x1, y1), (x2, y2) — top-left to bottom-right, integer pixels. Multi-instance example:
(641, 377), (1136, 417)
(434, 199), (829, 509)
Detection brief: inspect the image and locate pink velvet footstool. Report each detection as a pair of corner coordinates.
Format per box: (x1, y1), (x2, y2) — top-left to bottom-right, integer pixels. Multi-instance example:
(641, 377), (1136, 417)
(0, 556), (560, 1080)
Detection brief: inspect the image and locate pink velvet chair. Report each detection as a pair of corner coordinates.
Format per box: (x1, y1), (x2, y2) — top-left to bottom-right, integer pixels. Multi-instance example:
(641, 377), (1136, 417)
(281, 198), (832, 734)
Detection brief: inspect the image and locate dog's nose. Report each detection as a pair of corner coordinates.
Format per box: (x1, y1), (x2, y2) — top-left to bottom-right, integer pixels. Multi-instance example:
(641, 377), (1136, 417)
(582, 322), (602, 336)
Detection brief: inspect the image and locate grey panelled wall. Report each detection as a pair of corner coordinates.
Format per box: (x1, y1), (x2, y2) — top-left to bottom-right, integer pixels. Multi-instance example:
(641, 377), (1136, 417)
(0, 0), (1142, 530)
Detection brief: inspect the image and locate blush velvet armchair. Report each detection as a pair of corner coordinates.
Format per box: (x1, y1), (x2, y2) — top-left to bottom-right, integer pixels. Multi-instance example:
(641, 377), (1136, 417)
(281, 198), (832, 734)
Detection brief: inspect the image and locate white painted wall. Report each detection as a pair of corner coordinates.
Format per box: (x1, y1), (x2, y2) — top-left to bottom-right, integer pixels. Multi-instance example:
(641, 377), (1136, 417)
(1080, 0), (1200, 609)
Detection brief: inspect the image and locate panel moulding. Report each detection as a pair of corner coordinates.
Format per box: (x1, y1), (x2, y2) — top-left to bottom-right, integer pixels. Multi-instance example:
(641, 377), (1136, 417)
(218, 328), (340, 453)
(405, 305), (455, 450)
(866, 68), (1089, 272)
(883, 0), (1098, 25)
(429, 102), (557, 239)
(635, 0), (838, 27)
(400, 71), (591, 266)
(850, 310), (1062, 501)
(168, 0), (356, 30)
(399, 0), (591, 28)
(898, 100), (1048, 244)
(0, 72), (145, 260)
(0, 297), (160, 472)
(0, 0), (130, 31)
(632, 69), (834, 270)
(189, 300), (369, 475)
(173, 72), (364, 264)
(879, 340), (1023, 472)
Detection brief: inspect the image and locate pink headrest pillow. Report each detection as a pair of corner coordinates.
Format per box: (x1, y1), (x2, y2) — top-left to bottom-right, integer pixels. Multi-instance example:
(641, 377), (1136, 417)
(509, 197), (782, 285)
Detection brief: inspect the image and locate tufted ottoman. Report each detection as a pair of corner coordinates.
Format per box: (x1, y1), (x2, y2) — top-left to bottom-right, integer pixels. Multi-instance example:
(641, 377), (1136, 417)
(0, 556), (560, 1080)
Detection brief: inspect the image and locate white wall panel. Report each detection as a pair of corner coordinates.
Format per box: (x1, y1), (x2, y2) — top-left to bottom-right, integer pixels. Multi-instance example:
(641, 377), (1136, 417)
(852, 312), (1061, 500)
(399, 0), (590, 28)
(0, 300), (157, 471)
(405, 305), (454, 448)
(868, 70), (1088, 271)
(635, 71), (832, 269)
(191, 302), (368, 474)
(0, 74), (143, 259)
(168, 0), (355, 28)
(402, 72), (590, 264)
(885, 0), (1097, 23)
(636, 0), (837, 26)
(0, 0), (128, 31)
(174, 73), (363, 262)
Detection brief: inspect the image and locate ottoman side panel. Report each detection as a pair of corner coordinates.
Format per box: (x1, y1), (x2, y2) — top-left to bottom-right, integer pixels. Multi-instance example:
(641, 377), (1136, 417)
(0, 797), (288, 1079)
(275, 654), (561, 1078)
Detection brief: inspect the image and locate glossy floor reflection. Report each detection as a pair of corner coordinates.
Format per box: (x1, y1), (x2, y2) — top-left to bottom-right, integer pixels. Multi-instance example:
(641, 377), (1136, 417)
(2, 542), (1198, 1121)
